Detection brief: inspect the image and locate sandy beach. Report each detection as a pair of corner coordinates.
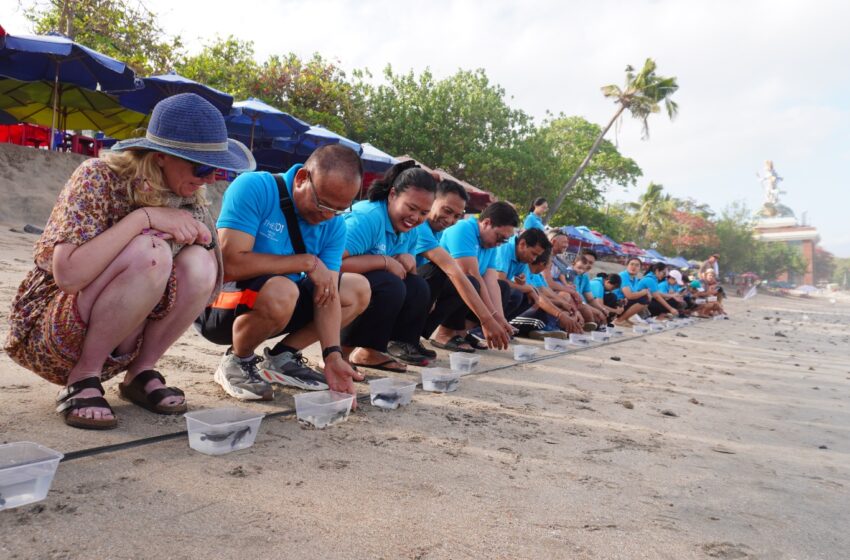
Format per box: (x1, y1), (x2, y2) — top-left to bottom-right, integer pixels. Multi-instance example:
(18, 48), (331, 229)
(1, 147), (849, 559)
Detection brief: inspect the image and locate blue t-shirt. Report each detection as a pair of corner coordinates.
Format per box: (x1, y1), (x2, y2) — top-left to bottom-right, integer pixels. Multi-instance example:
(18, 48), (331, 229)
(637, 274), (661, 295)
(413, 221), (442, 267)
(528, 272), (546, 288)
(617, 270), (643, 299)
(494, 236), (530, 281)
(658, 281), (682, 294)
(217, 165), (346, 282)
(523, 213), (545, 232)
(343, 199), (420, 256)
(575, 272), (592, 301)
(588, 277), (605, 300)
(439, 217), (496, 276)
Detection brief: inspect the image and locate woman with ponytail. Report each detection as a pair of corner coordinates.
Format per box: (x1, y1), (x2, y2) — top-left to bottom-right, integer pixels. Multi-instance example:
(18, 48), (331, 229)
(340, 161), (437, 371)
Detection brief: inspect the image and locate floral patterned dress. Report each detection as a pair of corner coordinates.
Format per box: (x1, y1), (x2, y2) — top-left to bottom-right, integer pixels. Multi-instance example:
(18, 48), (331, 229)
(4, 159), (178, 385)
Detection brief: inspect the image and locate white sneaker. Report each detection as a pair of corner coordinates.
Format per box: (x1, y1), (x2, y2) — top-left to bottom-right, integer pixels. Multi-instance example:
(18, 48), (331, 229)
(214, 352), (273, 401)
(259, 348), (328, 391)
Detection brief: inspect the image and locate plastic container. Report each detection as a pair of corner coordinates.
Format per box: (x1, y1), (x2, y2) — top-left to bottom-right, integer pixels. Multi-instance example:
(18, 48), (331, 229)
(569, 333), (591, 346)
(513, 344), (537, 361)
(0, 442), (63, 511)
(368, 378), (416, 410)
(650, 323), (666, 332)
(185, 408), (265, 455)
(544, 337), (569, 351)
(633, 324), (651, 334)
(590, 331), (611, 342)
(707, 296), (718, 302)
(449, 352), (479, 374)
(608, 327), (626, 337)
(294, 391), (354, 428)
(695, 297), (707, 304)
(421, 368), (461, 393)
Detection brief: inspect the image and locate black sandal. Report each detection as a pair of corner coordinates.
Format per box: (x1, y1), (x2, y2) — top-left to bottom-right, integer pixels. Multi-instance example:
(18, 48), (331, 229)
(429, 336), (476, 353)
(56, 377), (118, 430)
(118, 370), (187, 415)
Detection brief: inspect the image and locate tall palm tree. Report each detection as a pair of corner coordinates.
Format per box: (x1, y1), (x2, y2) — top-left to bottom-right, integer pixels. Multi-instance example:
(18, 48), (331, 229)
(628, 182), (672, 243)
(546, 58), (679, 222)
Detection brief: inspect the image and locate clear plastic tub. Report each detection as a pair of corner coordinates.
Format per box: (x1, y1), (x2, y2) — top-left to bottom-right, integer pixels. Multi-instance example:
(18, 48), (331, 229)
(544, 337), (569, 351)
(608, 327), (626, 337)
(513, 344), (537, 361)
(294, 390), (354, 428)
(633, 324), (651, 334)
(185, 408), (265, 455)
(590, 331), (611, 342)
(695, 297), (707, 304)
(650, 323), (666, 332)
(569, 333), (591, 346)
(421, 368), (461, 392)
(0, 442), (63, 511)
(449, 352), (479, 374)
(368, 378), (416, 410)
(707, 296), (718, 302)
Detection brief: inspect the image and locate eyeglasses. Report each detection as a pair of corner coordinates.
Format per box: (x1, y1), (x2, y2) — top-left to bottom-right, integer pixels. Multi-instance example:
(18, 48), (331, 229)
(192, 163), (217, 178)
(305, 170), (350, 216)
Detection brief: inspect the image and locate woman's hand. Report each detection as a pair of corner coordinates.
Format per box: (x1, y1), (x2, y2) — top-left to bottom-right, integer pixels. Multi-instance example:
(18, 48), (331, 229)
(143, 207), (211, 246)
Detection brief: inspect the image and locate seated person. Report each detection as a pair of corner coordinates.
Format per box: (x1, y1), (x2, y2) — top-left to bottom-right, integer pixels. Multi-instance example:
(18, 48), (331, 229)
(638, 262), (681, 319)
(509, 249), (583, 337)
(689, 270), (726, 317)
(588, 272), (625, 325)
(569, 251), (609, 329)
(614, 257), (650, 326)
(415, 181), (512, 352)
(435, 201), (520, 348)
(657, 269), (688, 314)
(340, 161), (436, 371)
(197, 144), (370, 401)
(492, 228), (552, 320)
(542, 231), (590, 330)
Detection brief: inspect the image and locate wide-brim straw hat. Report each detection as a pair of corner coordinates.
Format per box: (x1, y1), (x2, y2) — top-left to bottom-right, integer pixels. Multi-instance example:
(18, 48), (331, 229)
(111, 92), (255, 173)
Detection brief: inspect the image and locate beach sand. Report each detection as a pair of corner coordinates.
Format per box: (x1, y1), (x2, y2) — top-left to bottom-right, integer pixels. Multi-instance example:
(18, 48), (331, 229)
(1, 147), (848, 559)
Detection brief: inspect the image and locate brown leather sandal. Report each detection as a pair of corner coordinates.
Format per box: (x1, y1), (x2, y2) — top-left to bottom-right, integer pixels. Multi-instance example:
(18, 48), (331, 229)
(118, 370), (187, 415)
(56, 377), (118, 430)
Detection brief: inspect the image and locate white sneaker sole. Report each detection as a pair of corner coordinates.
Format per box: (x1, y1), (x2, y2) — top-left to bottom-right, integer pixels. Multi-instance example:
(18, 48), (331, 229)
(214, 366), (265, 401)
(259, 367), (328, 391)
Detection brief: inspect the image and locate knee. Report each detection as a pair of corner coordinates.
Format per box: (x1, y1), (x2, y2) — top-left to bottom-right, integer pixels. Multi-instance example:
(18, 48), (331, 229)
(369, 271), (406, 307)
(175, 245), (217, 297)
(405, 274), (430, 301)
(124, 234), (173, 284)
(341, 273), (371, 313)
(254, 277), (300, 321)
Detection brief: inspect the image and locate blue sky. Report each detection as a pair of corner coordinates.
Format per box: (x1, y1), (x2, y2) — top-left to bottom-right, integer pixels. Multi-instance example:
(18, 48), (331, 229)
(6, 0), (850, 256)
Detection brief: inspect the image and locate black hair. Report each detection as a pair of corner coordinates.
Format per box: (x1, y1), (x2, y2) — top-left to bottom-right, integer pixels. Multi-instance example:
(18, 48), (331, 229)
(626, 256), (642, 266)
(575, 254), (592, 265)
(682, 273), (691, 283)
(305, 144), (363, 181)
(596, 272), (608, 279)
(649, 262), (667, 274)
(528, 196), (547, 214)
(437, 179), (469, 202)
(479, 201), (519, 228)
(580, 249), (598, 259)
(605, 273), (622, 288)
(518, 227), (551, 251)
(366, 160), (436, 201)
(533, 248), (551, 265)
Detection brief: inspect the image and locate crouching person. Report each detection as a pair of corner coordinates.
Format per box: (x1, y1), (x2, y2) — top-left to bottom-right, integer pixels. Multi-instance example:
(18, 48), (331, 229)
(196, 145), (370, 401)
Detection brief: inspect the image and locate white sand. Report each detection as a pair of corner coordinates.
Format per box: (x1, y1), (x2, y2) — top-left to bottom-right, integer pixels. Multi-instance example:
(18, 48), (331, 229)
(1, 147), (848, 559)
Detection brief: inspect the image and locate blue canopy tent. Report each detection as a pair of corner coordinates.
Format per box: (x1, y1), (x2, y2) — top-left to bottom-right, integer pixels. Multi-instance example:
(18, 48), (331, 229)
(575, 226), (614, 255)
(0, 32), (139, 148)
(225, 98), (309, 150)
(271, 122), (361, 156)
(118, 71), (233, 116)
(668, 256), (691, 270)
(360, 142), (397, 173)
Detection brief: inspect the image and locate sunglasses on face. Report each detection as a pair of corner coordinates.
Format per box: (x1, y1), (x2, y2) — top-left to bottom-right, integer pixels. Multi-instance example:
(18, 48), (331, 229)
(192, 163), (217, 178)
(306, 170), (350, 216)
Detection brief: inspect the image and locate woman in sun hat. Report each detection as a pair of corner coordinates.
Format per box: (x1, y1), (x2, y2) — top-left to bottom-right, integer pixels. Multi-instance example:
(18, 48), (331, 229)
(5, 93), (255, 430)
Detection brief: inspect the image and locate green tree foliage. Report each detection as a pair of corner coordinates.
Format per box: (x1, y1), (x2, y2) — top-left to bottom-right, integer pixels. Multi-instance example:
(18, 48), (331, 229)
(546, 58), (679, 221)
(813, 247), (835, 283)
(25, 0), (183, 75)
(832, 257), (850, 288)
(175, 35), (258, 100)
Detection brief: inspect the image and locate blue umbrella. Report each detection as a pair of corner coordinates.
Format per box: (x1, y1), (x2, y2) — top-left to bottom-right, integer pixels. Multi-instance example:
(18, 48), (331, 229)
(0, 32), (138, 147)
(225, 98), (309, 149)
(118, 71), (233, 116)
(360, 142), (398, 173)
(272, 122), (361, 156)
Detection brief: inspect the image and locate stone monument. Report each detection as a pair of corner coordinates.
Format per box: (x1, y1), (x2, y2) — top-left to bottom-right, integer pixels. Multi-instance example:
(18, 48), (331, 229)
(752, 160), (819, 285)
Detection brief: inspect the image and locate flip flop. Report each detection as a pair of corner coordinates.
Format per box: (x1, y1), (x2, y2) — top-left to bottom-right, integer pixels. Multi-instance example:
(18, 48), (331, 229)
(349, 359), (407, 373)
(429, 336), (475, 353)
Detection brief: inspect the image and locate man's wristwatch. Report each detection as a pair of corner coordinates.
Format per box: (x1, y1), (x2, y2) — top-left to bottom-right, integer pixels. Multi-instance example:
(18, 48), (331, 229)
(321, 345), (343, 359)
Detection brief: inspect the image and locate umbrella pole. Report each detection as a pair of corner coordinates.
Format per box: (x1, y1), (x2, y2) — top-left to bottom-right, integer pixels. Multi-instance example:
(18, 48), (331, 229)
(250, 120), (255, 150)
(50, 65), (60, 150)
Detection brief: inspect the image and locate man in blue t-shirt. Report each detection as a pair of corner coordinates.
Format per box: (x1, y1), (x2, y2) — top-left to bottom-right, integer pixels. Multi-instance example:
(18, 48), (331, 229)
(415, 181), (511, 352)
(493, 229), (551, 320)
(196, 145), (369, 403)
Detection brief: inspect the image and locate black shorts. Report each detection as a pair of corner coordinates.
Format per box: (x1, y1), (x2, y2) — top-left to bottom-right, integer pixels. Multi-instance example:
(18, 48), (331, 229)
(625, 295), (649, 309)
(647, 299), (669, 317)
(195, 274), (317, 346)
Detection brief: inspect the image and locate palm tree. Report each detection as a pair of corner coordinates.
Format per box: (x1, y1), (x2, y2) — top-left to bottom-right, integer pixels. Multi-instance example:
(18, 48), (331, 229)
(546, 58), (679, 222)
(628, 182), (672, 243)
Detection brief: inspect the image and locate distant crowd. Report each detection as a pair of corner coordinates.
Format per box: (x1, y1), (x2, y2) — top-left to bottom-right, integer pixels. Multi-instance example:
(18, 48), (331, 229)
(3, 93), (726, 430)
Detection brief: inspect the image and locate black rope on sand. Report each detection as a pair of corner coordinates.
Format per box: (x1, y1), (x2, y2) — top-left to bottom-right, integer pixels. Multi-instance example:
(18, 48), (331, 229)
(61, 325), (692, 463)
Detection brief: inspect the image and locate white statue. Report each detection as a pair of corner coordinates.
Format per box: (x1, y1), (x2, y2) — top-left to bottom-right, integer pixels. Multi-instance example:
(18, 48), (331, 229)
(757, 160), (784, 206)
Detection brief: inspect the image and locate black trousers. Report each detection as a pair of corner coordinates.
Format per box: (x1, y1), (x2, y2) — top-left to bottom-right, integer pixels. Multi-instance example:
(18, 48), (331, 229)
(419, 263), (481, 336)
(341, 270), (430, 351)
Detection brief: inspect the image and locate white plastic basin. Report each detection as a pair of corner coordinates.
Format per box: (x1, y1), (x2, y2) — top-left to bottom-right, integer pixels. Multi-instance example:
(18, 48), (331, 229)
(368, 378), (416, 410)
(185, 408), (265, 455)
(0, 442), (63, 511)
(294, 391), (354, 428)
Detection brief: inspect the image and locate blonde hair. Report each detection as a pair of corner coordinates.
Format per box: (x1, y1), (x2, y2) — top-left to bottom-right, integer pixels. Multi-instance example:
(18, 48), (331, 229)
(100, 149), (208, 207)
